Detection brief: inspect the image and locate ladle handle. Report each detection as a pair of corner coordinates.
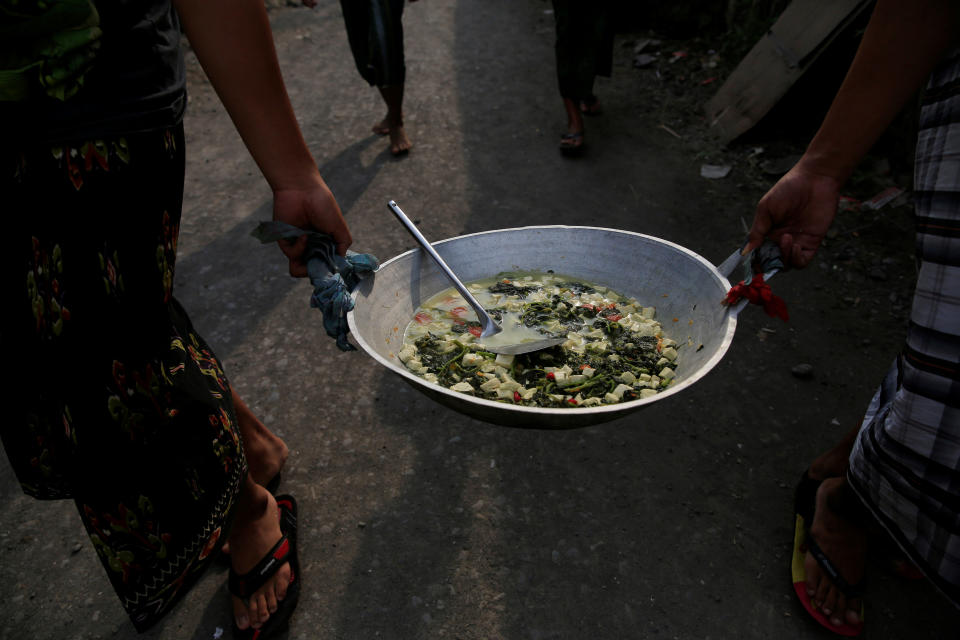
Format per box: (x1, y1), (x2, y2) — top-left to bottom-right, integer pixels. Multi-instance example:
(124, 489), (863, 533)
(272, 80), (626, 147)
(387, 201), (502, 337)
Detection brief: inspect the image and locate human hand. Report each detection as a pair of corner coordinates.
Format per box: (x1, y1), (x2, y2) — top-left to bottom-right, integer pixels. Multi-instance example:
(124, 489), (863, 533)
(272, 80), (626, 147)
(745, 161), (842, 269)
(272, 176), (353, 277)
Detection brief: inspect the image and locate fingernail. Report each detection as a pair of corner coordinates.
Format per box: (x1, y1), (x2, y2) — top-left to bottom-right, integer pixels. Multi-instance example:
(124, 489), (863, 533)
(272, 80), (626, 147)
(237, 615), (248, 628)
(822, 607), (832, 616)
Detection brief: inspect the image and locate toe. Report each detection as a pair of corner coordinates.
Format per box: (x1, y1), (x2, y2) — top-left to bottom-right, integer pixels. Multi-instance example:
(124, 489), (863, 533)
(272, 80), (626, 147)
(245, 596), (260, 627)
(252, 593), (270, 627)
(804, 553), (825, 599)
(276, 570), (290, 601)
(233, 597), (250, 630)
(816, 580), (836, 615)
(822, 585), (843, 622)
(845, 599), (862, 625)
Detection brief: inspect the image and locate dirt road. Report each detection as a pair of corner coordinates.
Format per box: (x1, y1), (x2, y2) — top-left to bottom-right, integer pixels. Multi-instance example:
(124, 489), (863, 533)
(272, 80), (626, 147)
(1, 1), (955, 638)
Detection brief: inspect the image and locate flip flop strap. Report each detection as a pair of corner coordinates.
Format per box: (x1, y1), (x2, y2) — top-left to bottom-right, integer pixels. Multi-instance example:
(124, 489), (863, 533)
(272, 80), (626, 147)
(805, 535), (865, 599)
(276, 495), (298, 542)
(228, 534), (292, 599)
(794, 471), (821, 524)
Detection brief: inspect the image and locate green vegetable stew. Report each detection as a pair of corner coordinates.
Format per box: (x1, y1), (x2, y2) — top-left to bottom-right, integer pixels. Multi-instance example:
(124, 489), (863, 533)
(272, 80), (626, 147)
(399, 272), (679, 408)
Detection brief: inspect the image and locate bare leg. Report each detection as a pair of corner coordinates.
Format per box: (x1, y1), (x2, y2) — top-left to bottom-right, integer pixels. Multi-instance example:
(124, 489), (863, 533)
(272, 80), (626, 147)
(563, 97), (584, 136)
(808, 423), (860, 480)
(233, 387), (287, 487)
(219, 389), (288, 557)
(580, 94), (603, 115)
(559, 97), (585, 153)
(376, 84), (411, 155)
(230, 476), (291, 631)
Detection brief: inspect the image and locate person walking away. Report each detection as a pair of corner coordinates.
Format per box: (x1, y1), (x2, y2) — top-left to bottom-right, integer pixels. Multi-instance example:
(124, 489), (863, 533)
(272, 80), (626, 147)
(314, 0), (418, 156)
(552, 0), (614, 155)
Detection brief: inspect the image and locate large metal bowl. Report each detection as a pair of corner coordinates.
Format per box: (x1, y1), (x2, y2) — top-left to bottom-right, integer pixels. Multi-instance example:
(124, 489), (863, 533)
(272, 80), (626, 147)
(347, 226), (737, 429)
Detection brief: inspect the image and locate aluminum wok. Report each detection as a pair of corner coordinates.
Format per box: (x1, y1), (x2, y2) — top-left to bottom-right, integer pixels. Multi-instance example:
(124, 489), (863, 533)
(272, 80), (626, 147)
(346, 226), (761, 429)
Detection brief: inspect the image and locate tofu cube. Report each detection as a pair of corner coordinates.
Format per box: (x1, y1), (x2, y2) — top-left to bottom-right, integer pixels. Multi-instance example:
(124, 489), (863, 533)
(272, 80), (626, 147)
(497, 388), (517, 400)
(612, 383), (633, 399)
(495, 353), (515, 367)
(480, 378), (502, 392)
(462, 353), (485, 367)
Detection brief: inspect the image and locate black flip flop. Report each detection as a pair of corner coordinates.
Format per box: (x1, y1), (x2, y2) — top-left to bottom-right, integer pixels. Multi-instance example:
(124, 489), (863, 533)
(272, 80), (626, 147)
(559, 132), (584, 156)
(230, 494), (301, 640)
(791, 474), (865, 636)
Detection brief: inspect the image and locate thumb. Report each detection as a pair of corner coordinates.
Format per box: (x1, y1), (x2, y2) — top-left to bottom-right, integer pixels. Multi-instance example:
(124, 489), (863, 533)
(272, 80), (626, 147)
(744, 204), (773, 255)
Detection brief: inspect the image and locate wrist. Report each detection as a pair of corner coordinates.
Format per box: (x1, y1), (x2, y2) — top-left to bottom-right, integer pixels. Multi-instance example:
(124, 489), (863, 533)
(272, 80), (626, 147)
(793, 148), (851, 190)
(267, 163), (324, 193)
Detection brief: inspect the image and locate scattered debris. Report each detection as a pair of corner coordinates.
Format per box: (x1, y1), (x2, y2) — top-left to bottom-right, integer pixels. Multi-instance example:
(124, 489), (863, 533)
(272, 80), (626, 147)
(658, 123), (682, 139)
(633, 53), (658, 68)
(861, 186), (905, 210)
(791, 363), (814, 379)
(700, 164), (732, 179)
(701, 50), (721, 70)
(670, 51), (688, 64)
(633, 38), (661, 54)
(838, 196), (862, 212)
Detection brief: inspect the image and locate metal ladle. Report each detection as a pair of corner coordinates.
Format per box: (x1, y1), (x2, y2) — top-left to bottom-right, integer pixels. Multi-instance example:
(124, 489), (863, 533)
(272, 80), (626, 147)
(388, 200), (566, 355)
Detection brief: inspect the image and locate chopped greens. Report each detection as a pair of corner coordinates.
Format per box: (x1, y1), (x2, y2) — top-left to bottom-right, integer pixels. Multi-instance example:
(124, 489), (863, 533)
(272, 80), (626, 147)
(400, 272), (679, 408)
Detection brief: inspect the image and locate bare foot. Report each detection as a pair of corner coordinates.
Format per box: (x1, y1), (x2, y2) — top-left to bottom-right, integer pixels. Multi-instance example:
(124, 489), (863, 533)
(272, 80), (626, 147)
(230, 484), (291, 631)
(389, 124), (412, 156)
(233, 388), (288, 487)
(580, 96), (602, 116)
(372, 116), (391, 136)
(805, 477), (866, 627)
(559, 97), (585, 155)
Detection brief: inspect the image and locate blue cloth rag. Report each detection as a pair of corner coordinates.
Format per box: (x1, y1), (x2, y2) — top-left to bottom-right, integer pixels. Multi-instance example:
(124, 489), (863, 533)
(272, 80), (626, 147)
(251, 221), (379, 351)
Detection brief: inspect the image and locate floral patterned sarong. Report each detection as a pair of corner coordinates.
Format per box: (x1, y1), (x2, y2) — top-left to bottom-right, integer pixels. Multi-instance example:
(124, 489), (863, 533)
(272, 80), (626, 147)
(0, 124), (246, 631)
